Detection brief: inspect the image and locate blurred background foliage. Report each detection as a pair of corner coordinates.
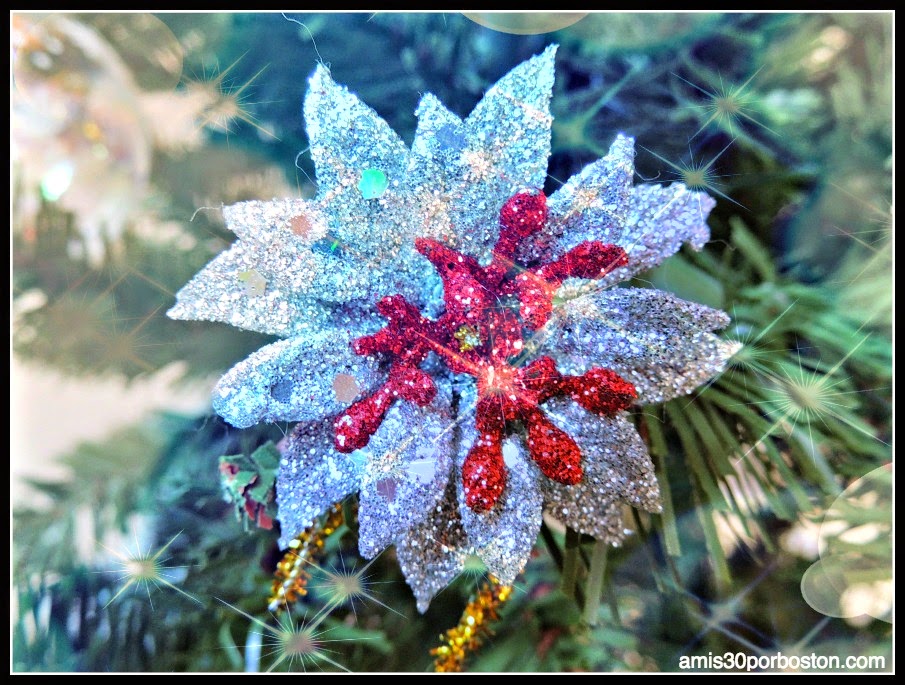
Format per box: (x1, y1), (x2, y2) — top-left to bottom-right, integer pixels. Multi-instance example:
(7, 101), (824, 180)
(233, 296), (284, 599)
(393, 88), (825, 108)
(12, 12), (891, 672)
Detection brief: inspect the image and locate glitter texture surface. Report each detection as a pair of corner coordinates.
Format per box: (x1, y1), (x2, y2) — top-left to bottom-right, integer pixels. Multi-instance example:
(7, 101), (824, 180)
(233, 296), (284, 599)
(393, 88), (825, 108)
(543, 399), (661, 542)
(276, 418), (362, 548)
(541, 287), (742, 404)
(356, 380), (455, 559)
(457, 436), (544, 584)
(169, 46), (738, 611)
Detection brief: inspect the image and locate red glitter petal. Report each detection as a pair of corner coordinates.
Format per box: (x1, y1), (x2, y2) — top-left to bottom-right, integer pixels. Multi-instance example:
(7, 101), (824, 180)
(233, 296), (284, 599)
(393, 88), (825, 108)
(334, 386), (395, 453)
(475, 396), (507, 435)
(525, 409), (583, 485)
(562, 367), (637, 416)
(538, 241), (628, 282)
(390, 364), (437, 405)
(354, 294), (427, 359)
(443, 270), (491, 327)
(483, 308), (524, 364)
(512, 272), (556, 330)
(518, 356), (562, 402)
(462, 436), (507, 512)
(495, 191), (548, 259)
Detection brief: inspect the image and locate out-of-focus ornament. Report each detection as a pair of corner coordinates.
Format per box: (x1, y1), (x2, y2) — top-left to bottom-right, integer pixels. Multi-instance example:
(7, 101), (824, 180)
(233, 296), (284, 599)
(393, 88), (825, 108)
(12, 13), (271, 263)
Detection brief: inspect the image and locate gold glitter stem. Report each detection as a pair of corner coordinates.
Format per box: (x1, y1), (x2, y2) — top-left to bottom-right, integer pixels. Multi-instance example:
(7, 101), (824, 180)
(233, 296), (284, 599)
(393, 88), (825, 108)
(266, 503), (344, 613)
(431, 577), (513, 673)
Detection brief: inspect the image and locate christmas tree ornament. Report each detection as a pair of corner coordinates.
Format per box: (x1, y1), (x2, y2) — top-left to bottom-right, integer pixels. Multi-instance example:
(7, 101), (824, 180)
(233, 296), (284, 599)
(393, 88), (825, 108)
(170, 46), (739, 612)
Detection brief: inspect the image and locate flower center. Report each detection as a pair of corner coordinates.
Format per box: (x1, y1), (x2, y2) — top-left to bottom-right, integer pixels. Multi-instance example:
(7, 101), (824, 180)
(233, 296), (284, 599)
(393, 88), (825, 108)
(479, 363), (517, 398)
(333, 191), (637, 512)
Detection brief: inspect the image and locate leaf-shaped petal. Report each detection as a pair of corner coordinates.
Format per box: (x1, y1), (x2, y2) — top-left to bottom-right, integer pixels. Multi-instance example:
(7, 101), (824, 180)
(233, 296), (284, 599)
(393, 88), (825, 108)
(357, 380), (455, 559)
(410, 94), (465, 175)
(599, 181), (716, 287)
(542, 400), (661, 543)
(305, 66), (446, 305)
(520, 134), (715, 284)
(304, 66), (408, 249)
(213, 333), (383, 428)
(276, 418), (363, 548)
(167, 234), (383, 338)
(542, 287), (739, 403)
(519, 133), (635, 263)
(395, 480), (469, 613)
(222, 199), (374, 303)
(406, 94), (468, 250)
(450, 45), (557, 259)
(457, 436), (543, 584)
(168, 242), (304, 337)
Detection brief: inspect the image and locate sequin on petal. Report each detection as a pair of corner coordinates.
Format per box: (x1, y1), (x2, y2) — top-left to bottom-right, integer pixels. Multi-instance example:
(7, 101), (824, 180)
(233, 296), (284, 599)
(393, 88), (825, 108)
(358, 168), (389, 199)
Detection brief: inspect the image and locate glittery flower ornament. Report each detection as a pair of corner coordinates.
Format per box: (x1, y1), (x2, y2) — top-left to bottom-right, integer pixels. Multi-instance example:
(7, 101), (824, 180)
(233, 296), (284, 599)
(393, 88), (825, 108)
(169, 46), (739, 612)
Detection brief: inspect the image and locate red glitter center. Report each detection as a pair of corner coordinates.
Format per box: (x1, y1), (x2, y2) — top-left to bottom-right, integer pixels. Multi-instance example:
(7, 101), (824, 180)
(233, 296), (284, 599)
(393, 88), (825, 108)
(333, 191), (637, 512)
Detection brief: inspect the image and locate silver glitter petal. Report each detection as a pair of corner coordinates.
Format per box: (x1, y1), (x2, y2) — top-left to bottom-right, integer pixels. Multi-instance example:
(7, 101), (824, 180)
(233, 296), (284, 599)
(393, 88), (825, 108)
(213, 333), (382, 428)
(395, 480), (469, 613)
(304, 65), (409, 252)
(276, 417), (363, 548)
(599, 180), (716, 288)
(519, 133), (635, 264)
(166, 233), (381, 338)
(457, 436), (543, 585)
(519, 134), (714, 285)
(452, 44), (556, 260)
(407, 94), (468, 251)
(542, 400), (661, 544)
(411, 93), (463, 162)
(302, 65), (443, 309)
(221, 198), (315, 243)
(356, 381), (455, 559)
(168, 242), (302, 338)
(544, 287), (740, 403)
(222, 200), (374, 304)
